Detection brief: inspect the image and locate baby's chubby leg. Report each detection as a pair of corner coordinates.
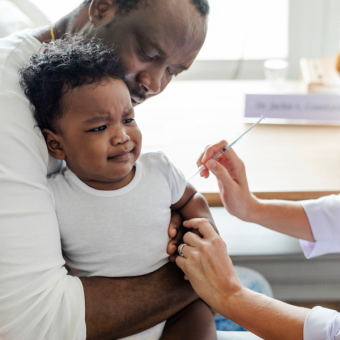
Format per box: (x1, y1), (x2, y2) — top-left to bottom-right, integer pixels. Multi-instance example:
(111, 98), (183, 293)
(160, 299), (217, 340)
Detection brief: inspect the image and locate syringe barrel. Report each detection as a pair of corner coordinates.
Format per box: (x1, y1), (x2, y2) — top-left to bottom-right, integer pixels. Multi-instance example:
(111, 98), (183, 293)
(212, 150), (224, 162)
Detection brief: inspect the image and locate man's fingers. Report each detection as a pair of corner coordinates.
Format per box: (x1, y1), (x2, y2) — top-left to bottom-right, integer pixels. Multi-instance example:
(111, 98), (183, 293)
(168, 211), (182, 239)
(169, 253), (178, 263)
(167, 224), (185, 255)
(182, 218), (217, 239)
(167, 211), (183, 256)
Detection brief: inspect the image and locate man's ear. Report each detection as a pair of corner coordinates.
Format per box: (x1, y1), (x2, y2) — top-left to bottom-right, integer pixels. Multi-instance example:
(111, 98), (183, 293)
(89, 0), (117, 27)
(43, 129), (66, 161)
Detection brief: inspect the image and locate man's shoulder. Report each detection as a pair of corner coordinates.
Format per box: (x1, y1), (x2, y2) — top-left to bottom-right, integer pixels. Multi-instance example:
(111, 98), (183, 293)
(0, 29), (41, 95)
(47, 167), (72, 193)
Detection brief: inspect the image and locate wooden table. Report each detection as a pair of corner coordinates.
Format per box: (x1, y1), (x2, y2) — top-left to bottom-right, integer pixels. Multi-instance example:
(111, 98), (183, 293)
(136, 80), (340, 205)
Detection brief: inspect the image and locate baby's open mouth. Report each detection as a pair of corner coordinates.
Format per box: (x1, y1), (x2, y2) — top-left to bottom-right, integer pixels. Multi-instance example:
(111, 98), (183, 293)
(107, 149), (133, 162)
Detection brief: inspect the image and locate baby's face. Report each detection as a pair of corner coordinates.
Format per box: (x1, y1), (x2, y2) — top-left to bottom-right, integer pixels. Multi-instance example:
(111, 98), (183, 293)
(51, 78), (142, 186)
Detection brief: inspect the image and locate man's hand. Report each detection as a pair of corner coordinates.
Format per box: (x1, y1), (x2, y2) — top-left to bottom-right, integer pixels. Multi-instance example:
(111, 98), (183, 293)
(197, 140), (259, 222)
(167, 211), (185, 262)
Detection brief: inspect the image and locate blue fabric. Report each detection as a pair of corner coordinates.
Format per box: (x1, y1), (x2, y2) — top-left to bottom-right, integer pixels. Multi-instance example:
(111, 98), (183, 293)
(215, 266), (273, 332)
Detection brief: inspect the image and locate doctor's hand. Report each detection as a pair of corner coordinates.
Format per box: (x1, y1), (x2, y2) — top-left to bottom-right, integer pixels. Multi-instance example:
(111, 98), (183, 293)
(176, 218), (310, 340)
(197, 140), (259, 222)
(176, 218), (242, 314)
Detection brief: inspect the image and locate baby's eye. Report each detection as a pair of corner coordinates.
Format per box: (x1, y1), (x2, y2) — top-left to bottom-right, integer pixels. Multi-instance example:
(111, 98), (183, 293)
(123, 118), (135, 124)
(91, 125), (107, 132)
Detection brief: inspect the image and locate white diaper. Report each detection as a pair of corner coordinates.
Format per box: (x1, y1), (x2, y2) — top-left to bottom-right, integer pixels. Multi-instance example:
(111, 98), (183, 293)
(120, 321), (166, 340)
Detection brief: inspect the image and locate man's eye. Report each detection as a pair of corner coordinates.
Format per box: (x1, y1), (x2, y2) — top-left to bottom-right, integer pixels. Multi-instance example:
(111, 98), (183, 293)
(91, 125), (107, 132)
(140, 47), (154, 61)
(124, 118), (135, 124)
(142, 53), (154, 61)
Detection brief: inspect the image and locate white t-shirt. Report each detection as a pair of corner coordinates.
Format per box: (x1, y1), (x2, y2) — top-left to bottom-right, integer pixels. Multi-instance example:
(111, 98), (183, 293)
(300, 196), (340, 340)
(48, 152), (186, 340)
(47, 152), (187, 278)
(0, 30), (85, 340)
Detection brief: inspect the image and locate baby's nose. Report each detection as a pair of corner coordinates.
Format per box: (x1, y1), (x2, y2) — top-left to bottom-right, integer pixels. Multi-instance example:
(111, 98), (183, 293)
(112, 129), (130, 145)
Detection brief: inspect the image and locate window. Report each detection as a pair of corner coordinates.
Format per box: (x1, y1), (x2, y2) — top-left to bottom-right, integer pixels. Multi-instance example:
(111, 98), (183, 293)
(196, 0), (288, 61)
(178, 0), (340, 80)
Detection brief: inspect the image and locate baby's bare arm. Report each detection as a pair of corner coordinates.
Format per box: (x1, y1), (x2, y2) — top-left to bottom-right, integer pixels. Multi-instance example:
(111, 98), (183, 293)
(171, 183), (217, 234)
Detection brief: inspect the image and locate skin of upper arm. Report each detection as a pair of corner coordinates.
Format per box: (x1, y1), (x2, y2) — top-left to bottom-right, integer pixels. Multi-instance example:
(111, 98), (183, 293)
(171, 183), (197, 211)
(171, 183), (218, 234)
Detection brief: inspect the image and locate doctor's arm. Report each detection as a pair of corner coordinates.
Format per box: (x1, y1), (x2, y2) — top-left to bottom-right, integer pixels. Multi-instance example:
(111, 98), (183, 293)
(176, 218), (312, 340)
(176, 218), (340, 340)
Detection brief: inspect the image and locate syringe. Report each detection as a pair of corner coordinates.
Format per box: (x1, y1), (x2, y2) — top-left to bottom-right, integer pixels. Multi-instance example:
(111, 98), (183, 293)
(187, 116), (264, 182)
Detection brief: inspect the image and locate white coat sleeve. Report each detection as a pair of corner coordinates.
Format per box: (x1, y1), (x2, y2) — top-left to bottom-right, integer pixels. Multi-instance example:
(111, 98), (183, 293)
(304, 307), (340, 340)
(300, 195), (340, 259)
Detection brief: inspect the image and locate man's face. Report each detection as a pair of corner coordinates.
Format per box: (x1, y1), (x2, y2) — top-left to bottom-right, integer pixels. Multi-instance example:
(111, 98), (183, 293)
(94, 0), (207, 106)
(52, 78), (142, 189)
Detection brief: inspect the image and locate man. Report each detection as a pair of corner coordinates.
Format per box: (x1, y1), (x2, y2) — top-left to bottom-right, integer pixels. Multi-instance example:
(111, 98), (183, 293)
(0, 0), (208, 339)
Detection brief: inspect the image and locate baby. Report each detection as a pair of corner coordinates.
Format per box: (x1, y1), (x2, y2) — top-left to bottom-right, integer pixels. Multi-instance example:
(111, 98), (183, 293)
(20, 36), (217, 340)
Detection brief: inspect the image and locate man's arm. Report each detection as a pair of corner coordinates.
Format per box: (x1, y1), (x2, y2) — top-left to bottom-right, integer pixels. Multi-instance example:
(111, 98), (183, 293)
(82, 262), (197, 340)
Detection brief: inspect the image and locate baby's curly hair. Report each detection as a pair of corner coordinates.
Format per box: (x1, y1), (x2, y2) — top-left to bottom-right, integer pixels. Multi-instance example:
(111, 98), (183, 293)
(20, 35), (123, 132)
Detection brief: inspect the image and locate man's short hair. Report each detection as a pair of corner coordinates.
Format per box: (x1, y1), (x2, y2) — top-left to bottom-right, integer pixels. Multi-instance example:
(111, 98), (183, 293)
(20, 35), (123, 132)
(83, 0), (210, 17)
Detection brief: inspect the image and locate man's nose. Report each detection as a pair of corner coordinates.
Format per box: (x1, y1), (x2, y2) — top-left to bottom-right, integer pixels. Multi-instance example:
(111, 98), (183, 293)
(137, 70), (162, 95)
(112, 128), (130, 145)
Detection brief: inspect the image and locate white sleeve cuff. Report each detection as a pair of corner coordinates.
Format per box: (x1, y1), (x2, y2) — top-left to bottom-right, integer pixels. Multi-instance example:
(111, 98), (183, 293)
(304, 306), (340, 340)
(300, 196), (340, 259)
(300, 239), (340, 259)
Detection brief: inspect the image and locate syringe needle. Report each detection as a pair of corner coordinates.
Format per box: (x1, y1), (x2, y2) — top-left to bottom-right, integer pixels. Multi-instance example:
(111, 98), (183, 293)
(186, 116), (264, 182)
(187, 165), (205, 182)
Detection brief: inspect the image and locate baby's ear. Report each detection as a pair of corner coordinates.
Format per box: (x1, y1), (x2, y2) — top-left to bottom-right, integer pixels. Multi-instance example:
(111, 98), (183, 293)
(43, 129), (66, 160)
